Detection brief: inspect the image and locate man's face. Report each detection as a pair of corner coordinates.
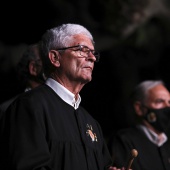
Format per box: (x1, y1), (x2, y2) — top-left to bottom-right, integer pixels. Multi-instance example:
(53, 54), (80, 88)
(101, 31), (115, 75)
(141, 84), (170, 133)
(59, 34), (97, 84)
(144, 84), (170, 109)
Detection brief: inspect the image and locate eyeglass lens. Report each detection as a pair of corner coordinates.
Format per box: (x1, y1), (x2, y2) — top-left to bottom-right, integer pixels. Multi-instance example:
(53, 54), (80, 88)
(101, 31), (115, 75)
(79, 46), (100, 62)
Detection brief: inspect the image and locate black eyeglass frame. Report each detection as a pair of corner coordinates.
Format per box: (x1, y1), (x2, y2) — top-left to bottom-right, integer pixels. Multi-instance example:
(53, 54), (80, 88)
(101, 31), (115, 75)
(56, 45), (100, 62)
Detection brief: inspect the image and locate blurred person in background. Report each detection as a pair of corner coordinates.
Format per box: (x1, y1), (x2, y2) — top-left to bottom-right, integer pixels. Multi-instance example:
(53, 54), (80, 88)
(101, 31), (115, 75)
(0, 43), (46, 118)
(108, 80), (170, 170)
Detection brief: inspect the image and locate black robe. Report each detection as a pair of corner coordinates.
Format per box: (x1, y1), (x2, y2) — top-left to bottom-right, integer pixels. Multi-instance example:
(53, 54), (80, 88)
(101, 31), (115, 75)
(107, 126), (170, 170)
(0, 94), (19, 119)
(1, 84), (113, 170)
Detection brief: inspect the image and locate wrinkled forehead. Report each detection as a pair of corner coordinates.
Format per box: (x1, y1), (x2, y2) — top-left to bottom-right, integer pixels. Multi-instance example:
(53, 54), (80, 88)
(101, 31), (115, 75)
(68, 34), (94, 47)
(146, 84), (170, 101)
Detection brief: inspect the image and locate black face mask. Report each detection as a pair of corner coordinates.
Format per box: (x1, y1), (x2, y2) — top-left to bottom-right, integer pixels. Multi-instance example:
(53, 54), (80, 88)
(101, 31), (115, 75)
(143, 107), (170, 132)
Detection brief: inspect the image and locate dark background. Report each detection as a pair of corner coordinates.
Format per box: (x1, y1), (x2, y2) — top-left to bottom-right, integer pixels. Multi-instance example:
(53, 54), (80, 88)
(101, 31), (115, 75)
(1, 0), (170, 139)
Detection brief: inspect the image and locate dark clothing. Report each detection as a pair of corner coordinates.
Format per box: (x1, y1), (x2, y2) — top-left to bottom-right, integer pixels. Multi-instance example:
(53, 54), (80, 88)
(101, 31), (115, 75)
(0, 95), (19, 119)
(1, 84), (112, 170)
(107, 126), (170, 170)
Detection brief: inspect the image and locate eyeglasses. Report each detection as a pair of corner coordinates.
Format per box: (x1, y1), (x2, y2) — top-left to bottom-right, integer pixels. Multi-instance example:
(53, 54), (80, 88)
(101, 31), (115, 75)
(56, 45), (100, 62)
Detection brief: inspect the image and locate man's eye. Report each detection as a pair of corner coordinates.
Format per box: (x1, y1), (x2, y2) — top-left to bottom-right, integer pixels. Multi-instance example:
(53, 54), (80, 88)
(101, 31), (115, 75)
(74, 48), (81, 51)
(155, 100), (163, 104)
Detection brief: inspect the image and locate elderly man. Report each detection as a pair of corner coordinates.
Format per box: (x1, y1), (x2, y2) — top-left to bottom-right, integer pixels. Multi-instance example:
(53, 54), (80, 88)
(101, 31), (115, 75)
(108, 80), (170, 170)
(0, 23), (124, 170)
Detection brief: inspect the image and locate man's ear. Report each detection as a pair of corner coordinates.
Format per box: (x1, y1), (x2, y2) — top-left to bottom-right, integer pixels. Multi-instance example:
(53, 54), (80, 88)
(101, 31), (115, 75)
(134, 101), (144, 116)
(49, 50), (60, 67)
(29, 61), (38, 76)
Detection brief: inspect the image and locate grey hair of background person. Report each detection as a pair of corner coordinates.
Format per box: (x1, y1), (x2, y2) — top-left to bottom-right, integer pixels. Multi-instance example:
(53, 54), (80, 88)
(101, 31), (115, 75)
(16, 44), (40, 80)
(16, 43), (43, 90)
(39, 23), (95, 77)
(131, 80), (165, 104)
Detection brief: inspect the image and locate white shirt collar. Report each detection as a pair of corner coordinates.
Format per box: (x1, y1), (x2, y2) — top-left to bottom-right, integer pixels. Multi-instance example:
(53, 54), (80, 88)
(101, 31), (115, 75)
(138, 125), (167, 147)
(45, 78), (81, 109)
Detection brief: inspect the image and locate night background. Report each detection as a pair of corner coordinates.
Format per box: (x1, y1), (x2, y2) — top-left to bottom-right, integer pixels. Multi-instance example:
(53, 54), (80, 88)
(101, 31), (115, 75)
(1, 0), (170, 140)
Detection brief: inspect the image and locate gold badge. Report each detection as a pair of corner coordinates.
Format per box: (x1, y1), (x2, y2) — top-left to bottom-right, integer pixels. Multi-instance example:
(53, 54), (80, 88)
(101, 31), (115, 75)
(86, 124), (98, 142)
(147, 112), (157, 122)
